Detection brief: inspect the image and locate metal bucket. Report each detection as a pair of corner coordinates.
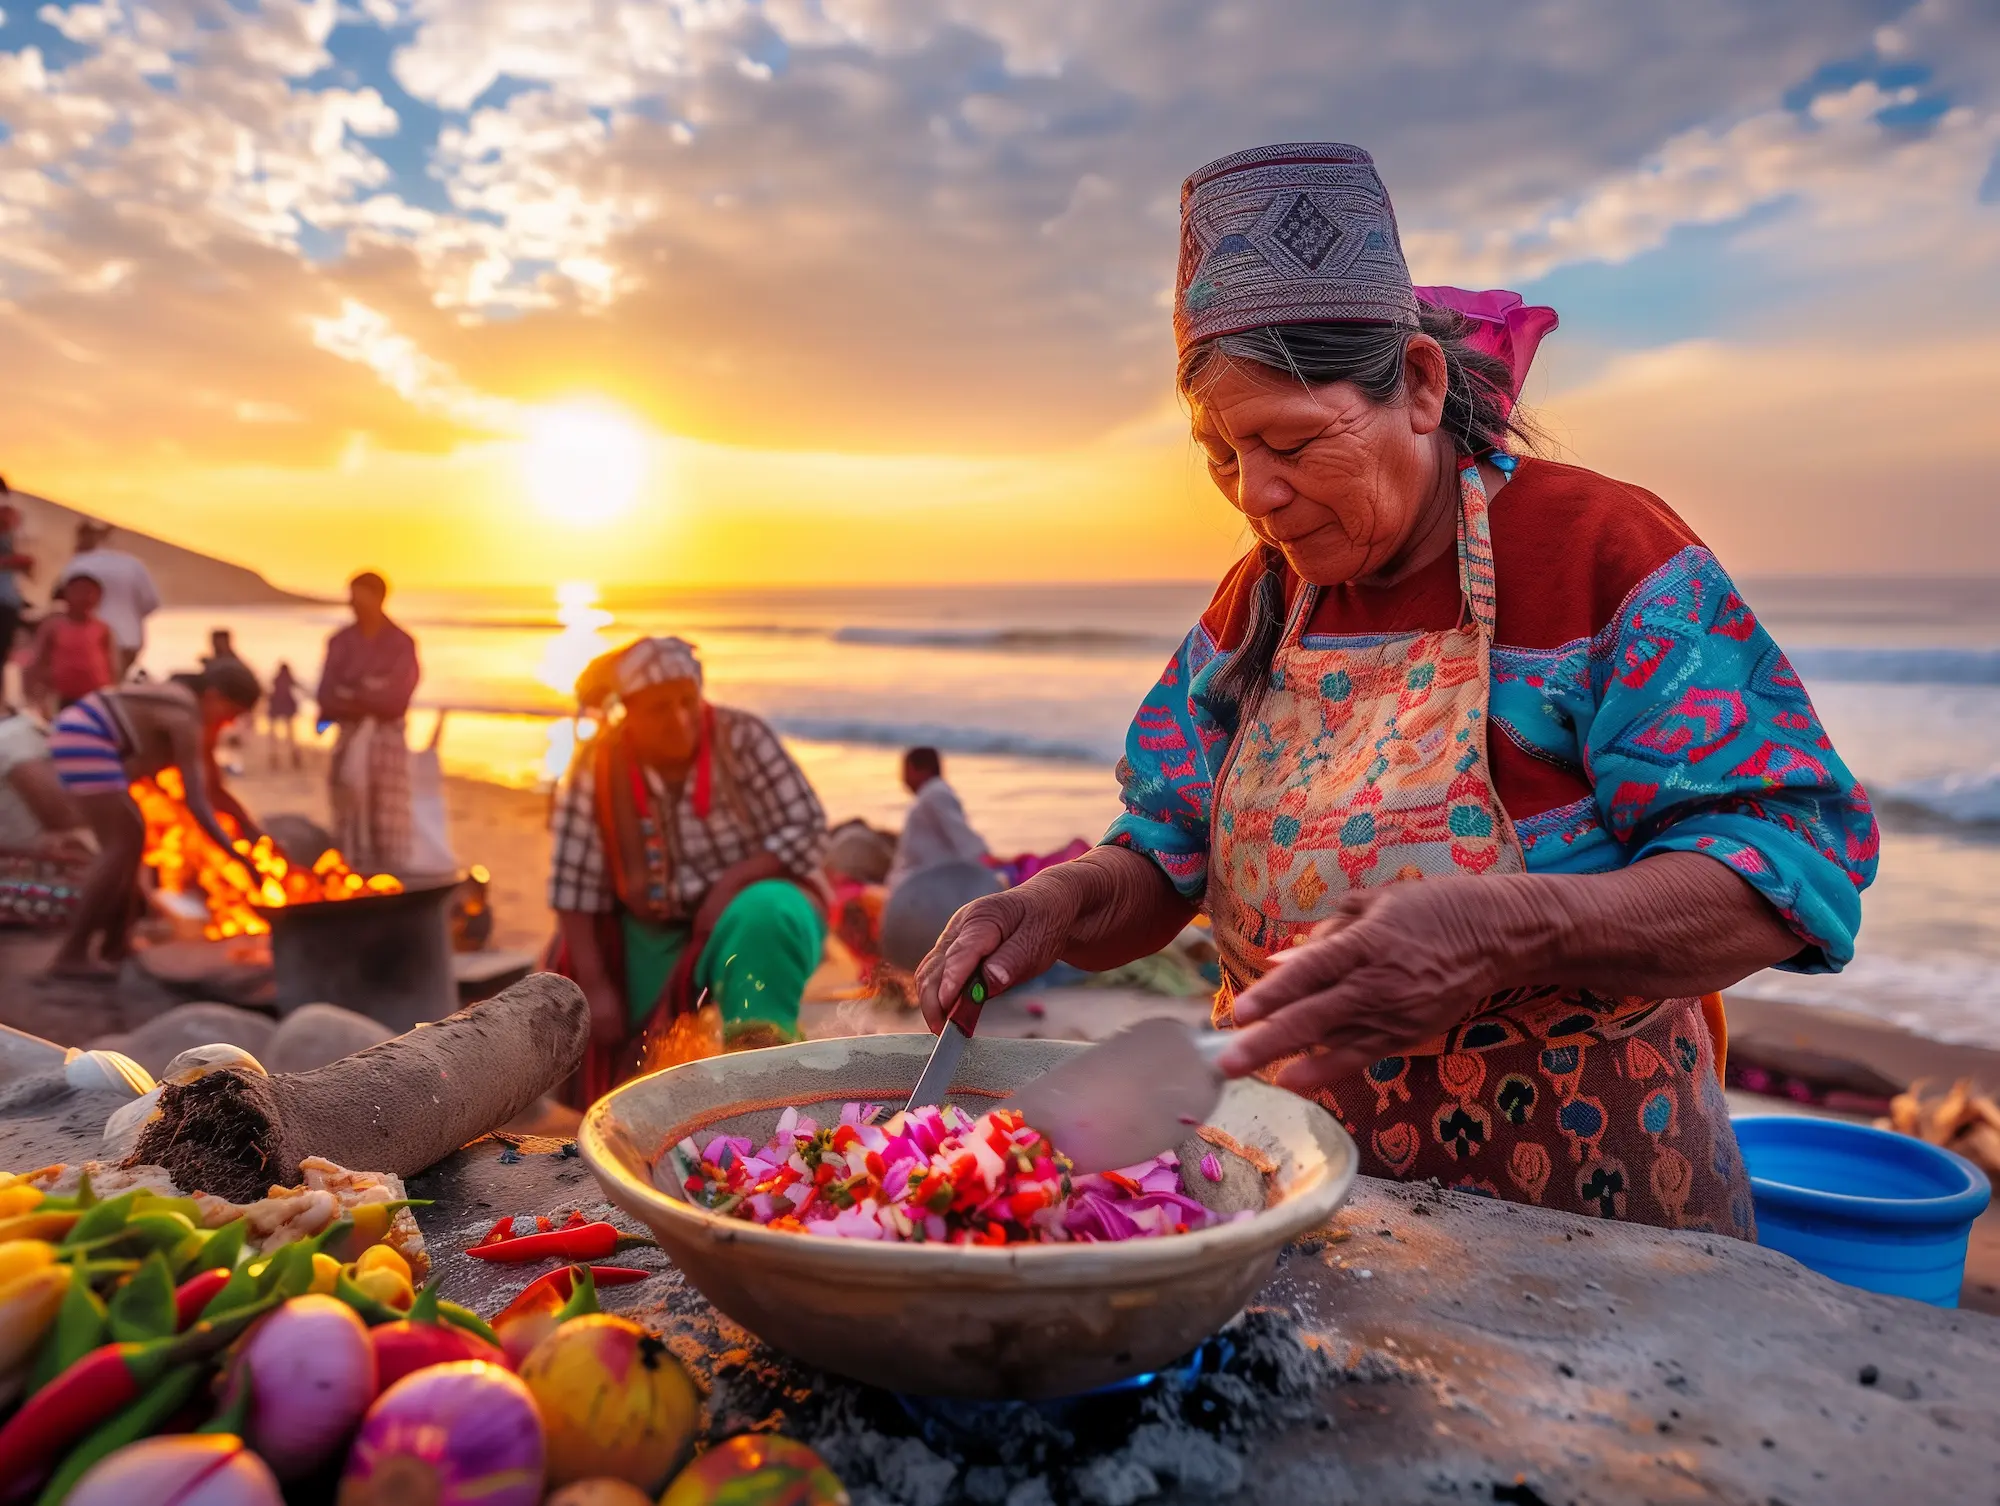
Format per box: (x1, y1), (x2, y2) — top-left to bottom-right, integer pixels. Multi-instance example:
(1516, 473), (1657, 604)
(580, 1033), (1356, 1399)
(261, 881), (459, 1035)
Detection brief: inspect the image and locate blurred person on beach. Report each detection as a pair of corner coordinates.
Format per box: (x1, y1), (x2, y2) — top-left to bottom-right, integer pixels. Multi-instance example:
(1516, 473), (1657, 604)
(59, 520), (158, 682)
(26, 574), (116, 711)
(886, 746), (990, 892)
(547, 636), (830, 1101)
(316, 571), (419, 873)
(266, 662), (302, 770)
(202, 628), (244, 670)
(45, 660), (261, 979)
(0, 702), (92, 930)
(0, 481), (33, 689)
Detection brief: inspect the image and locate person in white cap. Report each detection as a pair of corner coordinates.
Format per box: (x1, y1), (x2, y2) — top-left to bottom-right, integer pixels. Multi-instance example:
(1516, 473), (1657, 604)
(547, 636), (830, 1101)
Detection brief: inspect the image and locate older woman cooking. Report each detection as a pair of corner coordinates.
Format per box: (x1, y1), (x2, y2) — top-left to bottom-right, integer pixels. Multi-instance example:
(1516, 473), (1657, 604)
(919, 144), (1877, 1236)
(548, 637), (831, 1102)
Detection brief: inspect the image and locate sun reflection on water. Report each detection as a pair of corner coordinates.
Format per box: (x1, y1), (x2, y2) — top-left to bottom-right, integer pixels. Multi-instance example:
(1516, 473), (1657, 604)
(538, 581), (614, 783)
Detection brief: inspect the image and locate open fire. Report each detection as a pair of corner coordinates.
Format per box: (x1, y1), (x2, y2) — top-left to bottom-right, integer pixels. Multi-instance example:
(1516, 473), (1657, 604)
(133, 769), (403, 939)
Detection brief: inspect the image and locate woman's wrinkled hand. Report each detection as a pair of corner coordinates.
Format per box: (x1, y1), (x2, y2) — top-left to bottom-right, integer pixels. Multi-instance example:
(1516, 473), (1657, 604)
(915, 881), (1084, 1035)
(1217, 876), (1543, 1095)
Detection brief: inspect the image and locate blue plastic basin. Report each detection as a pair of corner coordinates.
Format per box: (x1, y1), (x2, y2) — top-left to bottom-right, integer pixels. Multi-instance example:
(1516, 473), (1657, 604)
(1734, 1115), (1991, 1307)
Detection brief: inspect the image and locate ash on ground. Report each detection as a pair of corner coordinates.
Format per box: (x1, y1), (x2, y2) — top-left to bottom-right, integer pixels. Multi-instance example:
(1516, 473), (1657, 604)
(627, 1267), (1398, 1506)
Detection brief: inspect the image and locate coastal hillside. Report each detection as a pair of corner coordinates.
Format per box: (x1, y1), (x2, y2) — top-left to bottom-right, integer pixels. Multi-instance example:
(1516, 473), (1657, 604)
(2, 486), (314, 609)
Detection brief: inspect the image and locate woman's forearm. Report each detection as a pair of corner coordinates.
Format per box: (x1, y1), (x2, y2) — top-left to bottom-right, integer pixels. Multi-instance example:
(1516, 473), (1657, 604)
(1036, 846), (1196, 972)
(1504, 851), (1802, 998)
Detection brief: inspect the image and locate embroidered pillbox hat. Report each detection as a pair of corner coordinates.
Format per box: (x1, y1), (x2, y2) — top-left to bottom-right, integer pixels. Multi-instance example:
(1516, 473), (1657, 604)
(1175, 142), (1419, 355)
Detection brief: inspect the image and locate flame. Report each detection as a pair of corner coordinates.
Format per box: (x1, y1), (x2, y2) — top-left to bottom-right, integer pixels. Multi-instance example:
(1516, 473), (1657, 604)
(133, 768), (403, 939)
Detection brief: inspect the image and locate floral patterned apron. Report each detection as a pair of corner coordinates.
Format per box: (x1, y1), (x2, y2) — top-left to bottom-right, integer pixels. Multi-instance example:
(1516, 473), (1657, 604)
(1207, 457), (1754, 1236)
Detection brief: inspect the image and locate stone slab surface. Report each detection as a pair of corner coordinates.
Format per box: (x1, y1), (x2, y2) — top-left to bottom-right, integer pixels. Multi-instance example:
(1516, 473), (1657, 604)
(6, 1081), (1997, 1504)
(414, 1138), (2000, 1506)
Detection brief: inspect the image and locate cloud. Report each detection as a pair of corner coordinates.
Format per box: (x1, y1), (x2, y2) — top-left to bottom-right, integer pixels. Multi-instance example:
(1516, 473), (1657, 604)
(1, 0), (1997, 483)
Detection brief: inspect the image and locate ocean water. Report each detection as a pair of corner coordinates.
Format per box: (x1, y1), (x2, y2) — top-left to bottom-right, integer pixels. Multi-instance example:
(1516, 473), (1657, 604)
(144, 575), (2000, 1050)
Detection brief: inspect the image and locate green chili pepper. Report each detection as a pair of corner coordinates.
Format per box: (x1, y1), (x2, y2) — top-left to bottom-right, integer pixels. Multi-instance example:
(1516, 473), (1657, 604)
(320, 1200), (431, 1264)
(193, 1219), (246, 1276)
(27, 1265), (107, 1392)
(33, 1362), (203, 1506)
(551, 1263), (598, 1325)
(128, 1196), (200, 1224)
(166, 1231), (209, 1280)
(59, 1192), (139, 1248)
(333, 1270), (404, 1326)
(35, 1171), (96, 1214)
(435, 1301), (499, 1347)
(407, 1278), (443, 1325)
(199, 1263), (258, 1323)
(107, 1254), (178, 1344)
(197, 1362), (252, 1438)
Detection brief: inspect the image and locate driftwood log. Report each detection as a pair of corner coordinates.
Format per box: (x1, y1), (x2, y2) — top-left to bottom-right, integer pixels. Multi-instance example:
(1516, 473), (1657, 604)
(132, 973), (590, 1202)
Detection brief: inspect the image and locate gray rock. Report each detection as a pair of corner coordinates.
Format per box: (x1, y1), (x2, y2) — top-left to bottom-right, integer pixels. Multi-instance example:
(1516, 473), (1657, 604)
(961, 1465), (1011, 1506)
(263, 1002), (393, 1074)
(91, 1003), (277, 1078)
(1072, 1457), (1161, 1506)
(825, 821), (896, 884)
(1002, 1481), (1055, 1506)
(873, 1437), (956, 1506)
(879, 862), (1002, 972)
(1123, 1424), (1243, 1496)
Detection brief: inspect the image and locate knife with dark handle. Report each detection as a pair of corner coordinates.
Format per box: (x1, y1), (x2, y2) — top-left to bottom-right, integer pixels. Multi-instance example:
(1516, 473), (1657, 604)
(905, 969), (988, 1111)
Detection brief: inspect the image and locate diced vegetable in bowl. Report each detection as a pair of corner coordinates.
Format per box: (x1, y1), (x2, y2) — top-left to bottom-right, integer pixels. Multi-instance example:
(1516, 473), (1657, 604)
(665, 1102), (1250, 1246)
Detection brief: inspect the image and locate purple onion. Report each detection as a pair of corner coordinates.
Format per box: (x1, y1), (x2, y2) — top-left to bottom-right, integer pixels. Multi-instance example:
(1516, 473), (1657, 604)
(337, 1360), (544, 1506)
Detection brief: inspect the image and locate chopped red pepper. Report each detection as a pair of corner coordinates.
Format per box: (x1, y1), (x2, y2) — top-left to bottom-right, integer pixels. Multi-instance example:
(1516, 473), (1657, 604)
(475, 1215), (517, 1247)
(1008, 1188), (1048, 1221)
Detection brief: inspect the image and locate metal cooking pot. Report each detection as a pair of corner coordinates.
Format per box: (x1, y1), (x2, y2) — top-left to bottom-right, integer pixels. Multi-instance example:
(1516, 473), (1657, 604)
(579, 1033), (1356, 1399)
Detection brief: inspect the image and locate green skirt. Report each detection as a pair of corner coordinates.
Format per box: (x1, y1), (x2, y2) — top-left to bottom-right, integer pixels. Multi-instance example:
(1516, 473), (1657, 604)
(620, 879), (827, 1042)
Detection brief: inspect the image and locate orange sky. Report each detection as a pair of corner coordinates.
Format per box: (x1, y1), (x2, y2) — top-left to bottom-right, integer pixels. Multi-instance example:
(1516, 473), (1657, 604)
(4, 3), (1998, 593)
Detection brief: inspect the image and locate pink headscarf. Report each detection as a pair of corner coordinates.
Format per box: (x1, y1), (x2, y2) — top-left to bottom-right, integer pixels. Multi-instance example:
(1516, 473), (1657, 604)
(1413, 286), (1558, 415)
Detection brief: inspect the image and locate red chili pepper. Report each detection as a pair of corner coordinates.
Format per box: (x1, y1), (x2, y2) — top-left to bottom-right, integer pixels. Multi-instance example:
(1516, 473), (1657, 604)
(831, 1125), (861, 1152)
(463, 1221), (655, 1264)
(863, 1151), (888, 1181)
(171, 1268), (233, 1331)
(0, 1294), (277, 1483)
(1103, 1171), (1145, 1197)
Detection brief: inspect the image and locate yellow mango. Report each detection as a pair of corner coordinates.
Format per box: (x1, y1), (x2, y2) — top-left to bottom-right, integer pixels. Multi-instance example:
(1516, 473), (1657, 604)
(0, 1241), (54, 1287)
(0, 1265), (71, 1372)
(353, 1244), (411, 1284)
(0, 1185), (44, 1219)
(309, 1253), (343, 1296)
(350, 1265), (413, 1311)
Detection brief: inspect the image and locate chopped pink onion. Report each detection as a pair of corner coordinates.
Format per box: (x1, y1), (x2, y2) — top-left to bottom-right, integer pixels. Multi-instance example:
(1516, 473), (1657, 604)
(667, 1101), (1233, 1246)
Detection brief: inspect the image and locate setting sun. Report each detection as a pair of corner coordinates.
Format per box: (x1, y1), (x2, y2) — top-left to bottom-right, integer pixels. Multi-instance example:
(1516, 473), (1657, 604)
(520, 401), (653, 526)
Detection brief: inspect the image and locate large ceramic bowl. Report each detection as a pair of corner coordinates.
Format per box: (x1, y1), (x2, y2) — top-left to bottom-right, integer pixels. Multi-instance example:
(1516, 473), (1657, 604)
(580, 1033), (1356, 1398)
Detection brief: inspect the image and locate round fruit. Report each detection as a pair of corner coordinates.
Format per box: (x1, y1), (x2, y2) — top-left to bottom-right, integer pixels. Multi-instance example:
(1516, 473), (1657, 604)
(659, 1434), (850, 1506)
(520, 1314), (700, 1490)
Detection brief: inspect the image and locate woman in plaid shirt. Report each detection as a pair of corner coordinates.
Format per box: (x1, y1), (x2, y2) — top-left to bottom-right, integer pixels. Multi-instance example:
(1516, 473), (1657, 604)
(547, 636), (830, 1099)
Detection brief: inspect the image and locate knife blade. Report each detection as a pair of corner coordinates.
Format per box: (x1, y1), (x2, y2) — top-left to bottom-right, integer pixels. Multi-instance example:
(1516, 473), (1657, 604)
(1007, 1017), (1233, 1173)
(905, 969), (988, 1111)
